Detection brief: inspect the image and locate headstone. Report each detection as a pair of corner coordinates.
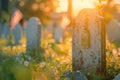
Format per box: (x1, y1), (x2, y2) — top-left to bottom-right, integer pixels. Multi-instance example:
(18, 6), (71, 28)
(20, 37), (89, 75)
(64, 71), (88, 80)
(3, 22), (10, 39)
(106, 19), (120, 42)
(113, 74), (120, 80)
(13, 23), (22, 45)
(72, 8), (106, 74)
(0, 23), (3, 38)
(26, 17), (41, 51)
(52, 21), (64, 43)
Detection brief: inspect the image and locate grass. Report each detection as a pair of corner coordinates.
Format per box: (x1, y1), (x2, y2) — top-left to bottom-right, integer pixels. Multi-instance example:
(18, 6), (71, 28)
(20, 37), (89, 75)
(0, 32), (120, 80)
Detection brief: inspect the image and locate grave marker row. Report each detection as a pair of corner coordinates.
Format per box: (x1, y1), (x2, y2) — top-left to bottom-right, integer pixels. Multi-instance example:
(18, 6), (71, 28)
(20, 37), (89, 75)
(2, 10), (106, 78)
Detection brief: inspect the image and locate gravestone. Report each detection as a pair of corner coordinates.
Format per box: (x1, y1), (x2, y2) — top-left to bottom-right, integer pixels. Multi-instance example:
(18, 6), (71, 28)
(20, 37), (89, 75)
(13, 23), (22, 45)
(106, 19), (120, 42)
(64, 71), (88, 80)
(113, 74), (120, 80)
(26, 17), (41, 51)
(3, 22), (10, 39)
(52, 21), (64, 43)
(0, 23), (3, 38)
(72, 8), (106, 74)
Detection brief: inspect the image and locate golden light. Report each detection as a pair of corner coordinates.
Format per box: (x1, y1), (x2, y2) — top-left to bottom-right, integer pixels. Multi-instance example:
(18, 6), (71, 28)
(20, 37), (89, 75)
(32, 3), (39, 11)
(72, 0), (99, 17)
(56, 0), (99, 17)
(56, 0), (68, 13)
(19, 1), (25, 7)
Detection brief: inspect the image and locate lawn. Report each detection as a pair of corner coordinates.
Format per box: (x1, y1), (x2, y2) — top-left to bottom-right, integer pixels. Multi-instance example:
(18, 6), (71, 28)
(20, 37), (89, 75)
(0, 32), (120, 80)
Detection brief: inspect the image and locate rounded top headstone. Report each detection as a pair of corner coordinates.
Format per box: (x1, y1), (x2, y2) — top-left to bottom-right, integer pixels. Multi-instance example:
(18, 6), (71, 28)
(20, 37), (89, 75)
(77, 8), (99, 16)
(113, 74), (120, 80)
(28, 17), (41, 25)
(75, 8), (103, 27)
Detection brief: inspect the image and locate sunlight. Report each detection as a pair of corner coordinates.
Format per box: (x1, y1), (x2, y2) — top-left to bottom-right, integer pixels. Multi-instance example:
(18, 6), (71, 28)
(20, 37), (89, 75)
(56, 0), (68, 13)
(56, 0), (99, 17)
(72, 0), (98, 17)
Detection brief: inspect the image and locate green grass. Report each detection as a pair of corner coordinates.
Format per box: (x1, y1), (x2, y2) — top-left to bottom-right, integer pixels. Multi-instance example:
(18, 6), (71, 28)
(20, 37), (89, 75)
(0, 33), (120, 80)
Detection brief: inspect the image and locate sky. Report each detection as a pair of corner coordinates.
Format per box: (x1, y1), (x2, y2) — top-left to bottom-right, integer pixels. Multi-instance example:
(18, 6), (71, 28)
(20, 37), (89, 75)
(114, 0), (120, 4)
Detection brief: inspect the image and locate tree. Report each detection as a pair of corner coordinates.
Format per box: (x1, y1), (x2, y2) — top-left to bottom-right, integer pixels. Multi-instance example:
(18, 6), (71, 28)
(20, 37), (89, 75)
(18, 0), (55, 25)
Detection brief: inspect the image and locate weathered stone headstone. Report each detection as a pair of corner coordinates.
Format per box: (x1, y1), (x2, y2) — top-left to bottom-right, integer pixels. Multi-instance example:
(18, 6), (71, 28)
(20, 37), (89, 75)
(13, 23), (22, 45)
(0, 23), (3, 38)
(3, 22), (10, 39)
(106, 19), (120, 42)
(65, 71), (88, 80)
(26, 17), (41, 51)
(52, 21), (64, 43)
(72, 8), (106, 74)
(113, 74), (120, 80)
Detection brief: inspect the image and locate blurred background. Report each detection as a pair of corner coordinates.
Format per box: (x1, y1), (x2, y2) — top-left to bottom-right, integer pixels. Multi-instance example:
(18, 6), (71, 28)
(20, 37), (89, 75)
(0, 0), (120, 80)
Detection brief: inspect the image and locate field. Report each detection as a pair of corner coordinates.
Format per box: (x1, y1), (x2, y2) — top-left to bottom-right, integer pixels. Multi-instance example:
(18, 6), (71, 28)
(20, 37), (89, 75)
(0, 32), (120, 80)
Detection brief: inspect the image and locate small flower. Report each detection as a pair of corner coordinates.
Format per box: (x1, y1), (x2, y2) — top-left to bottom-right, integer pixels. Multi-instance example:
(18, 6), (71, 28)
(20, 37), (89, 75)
(39, 62), (46, 68)
(118, 52), (120, 57)
(24, 60), (29, 67)
(44, 50), (50, 57)
(51, 53), (56, 58)
(118, 48), (120, 52)
(112, 49), (118, 56)
(87, 72), (90, 76)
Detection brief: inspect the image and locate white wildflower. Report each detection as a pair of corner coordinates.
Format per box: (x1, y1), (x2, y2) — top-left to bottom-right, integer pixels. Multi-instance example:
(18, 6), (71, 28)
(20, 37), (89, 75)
(39, 62), (46, 68)
(24, 61), (29, 67)
(112, 49), (118, 56)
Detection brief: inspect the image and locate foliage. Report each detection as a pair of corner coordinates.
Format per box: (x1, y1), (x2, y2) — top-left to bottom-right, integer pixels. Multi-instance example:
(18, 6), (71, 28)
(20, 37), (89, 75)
(0, 11), (10, 23)
(0, 51), (32, 80)
(1, 30), (120, 80)
(106, 40), (120, 80)
(18, 0), (54, 25)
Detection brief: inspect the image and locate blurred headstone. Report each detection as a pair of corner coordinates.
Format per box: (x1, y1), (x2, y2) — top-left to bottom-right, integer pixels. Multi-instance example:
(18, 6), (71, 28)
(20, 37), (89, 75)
(113, 74), (120, 80)
(64, 71), (88, 80)
(72, 8), (106, 74)
(13, 23), (22, 45)
(0, 23), (3, 38)
(52, 21), (64, 43)
(26, 17), (41, 51)
(3, 22), (10, 39)
(106, 19), (120, 42)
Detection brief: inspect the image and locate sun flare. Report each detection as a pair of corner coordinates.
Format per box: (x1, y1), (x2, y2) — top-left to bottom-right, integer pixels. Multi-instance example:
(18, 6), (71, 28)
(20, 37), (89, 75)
(56, 0), (68, 13)
(56, 0), (99, 17)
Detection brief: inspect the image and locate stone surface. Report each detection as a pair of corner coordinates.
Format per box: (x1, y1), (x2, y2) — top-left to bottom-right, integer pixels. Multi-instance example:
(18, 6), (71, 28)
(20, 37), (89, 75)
(113, 74), (120, 80)
(52, 21), (64, 43)
(106, 19), (120, 42)
(13, 23), (22, 45)
(26, 17), (41, 51)
(3, 22), (10, 39)
(72, 8), (106, 73)
(0, 23), (3, 38)
(64, 71), (88, 80)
